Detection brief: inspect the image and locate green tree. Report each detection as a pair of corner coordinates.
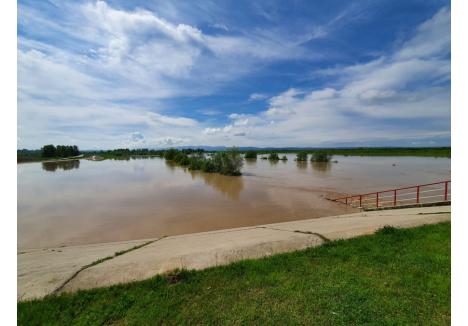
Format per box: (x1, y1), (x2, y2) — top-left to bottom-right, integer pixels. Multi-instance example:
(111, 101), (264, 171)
(268, 152), (279, 160)
(41, 145), (56, 158)
(244, 151), (257, 159)
(296, 151), (308, 161)
(311, 151), (332, 162)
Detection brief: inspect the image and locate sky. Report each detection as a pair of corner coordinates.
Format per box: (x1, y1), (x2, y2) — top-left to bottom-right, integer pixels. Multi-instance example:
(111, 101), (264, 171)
(17, 0), (451, 149)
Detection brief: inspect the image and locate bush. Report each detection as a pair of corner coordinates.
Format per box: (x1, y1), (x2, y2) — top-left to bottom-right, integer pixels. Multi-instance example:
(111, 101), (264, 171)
(311, 151), (332, 162)
(212, 148), (243, 176)
(296, 151), (308, 161)
(163, 148), (243, 176)
(280, 155), (288, 161)
(244, 151), (257, 159)
(164, 148), (179, 161)
(268, 152), (279, 160)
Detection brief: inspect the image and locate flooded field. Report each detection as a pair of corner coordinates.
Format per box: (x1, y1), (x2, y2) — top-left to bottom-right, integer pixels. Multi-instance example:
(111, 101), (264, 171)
(17, 154), (450, 249)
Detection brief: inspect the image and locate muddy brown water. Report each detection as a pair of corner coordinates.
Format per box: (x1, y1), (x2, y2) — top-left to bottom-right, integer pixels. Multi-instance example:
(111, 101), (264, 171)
(17, 154), (450, 249)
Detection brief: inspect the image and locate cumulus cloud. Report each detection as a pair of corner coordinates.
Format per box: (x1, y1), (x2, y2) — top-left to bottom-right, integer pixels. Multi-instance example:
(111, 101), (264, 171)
(17, 1), (450, 148)
(200, 7), (451, 146)
(18, 0), (329, 149)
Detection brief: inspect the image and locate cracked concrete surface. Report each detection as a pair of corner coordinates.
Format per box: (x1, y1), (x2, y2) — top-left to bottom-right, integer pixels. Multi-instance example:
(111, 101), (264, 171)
(18, 205), (450, 301)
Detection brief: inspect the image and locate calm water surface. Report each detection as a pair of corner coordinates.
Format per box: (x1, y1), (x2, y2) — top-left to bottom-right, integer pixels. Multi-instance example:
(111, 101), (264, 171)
(17, 155), (450, 249)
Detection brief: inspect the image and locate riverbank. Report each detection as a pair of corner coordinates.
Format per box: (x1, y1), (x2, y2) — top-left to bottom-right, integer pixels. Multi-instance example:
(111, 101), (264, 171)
(18, 219), (450, 324)
(18, 205), (450, 301)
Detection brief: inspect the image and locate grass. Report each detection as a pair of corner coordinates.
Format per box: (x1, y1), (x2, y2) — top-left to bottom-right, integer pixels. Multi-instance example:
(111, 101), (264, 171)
(18, 222), (450, 325)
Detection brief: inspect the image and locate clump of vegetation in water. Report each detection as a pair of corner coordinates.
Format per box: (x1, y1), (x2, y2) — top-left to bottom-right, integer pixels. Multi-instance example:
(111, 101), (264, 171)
(295, 151), (308, 161)
(244, 151), (258, 159)
(280, 155), (288, 161)
(310, 150), (332, 162)
(268, 152), (280, 161)
(164, 148), (243, 176)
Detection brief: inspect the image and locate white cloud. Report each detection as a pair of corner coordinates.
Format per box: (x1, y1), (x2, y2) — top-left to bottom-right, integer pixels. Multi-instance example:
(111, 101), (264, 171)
(200, 7), (451, 146)
(18, 0), (329, 148)
(17, 2), (450, 148)
(148, 113), (198, 127)
(395, 6), (450, 60)
(248, 93), (268, 101)
(202, 127), (222, 135)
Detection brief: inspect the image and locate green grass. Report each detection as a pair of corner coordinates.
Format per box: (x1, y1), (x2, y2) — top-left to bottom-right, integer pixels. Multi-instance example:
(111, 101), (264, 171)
(18, 222), (450, 325)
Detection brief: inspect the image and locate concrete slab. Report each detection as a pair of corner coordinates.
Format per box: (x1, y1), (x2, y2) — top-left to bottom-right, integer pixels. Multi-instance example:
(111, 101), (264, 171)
(61, 227), (323, 293)
(18, 205), (451, 301)
(264, 206), (451, 240)
(18, 239), (155, 301)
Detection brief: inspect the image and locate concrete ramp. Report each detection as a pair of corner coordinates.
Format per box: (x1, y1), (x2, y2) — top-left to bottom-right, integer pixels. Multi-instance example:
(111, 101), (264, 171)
(18, 205), (450, 301)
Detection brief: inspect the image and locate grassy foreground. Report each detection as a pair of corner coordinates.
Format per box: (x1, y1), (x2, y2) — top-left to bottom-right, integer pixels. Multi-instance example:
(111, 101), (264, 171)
(18, 223), (450, 325)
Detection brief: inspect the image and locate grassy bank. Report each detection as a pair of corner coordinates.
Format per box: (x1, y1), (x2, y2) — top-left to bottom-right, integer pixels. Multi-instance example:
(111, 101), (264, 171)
(18, 222), (450, 325)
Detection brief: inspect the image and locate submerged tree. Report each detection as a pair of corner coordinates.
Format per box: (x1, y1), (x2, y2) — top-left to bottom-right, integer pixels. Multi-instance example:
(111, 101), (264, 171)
(310, 150), (332, 162)
(244, 151), (258, 159)
(268, 152), (279, 160)
(162, 147), (243, 176)
(295, 151), (308, 161)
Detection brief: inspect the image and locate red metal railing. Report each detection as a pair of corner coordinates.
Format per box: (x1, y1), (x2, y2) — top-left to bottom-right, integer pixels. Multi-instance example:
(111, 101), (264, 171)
(331, 180), (451, 210)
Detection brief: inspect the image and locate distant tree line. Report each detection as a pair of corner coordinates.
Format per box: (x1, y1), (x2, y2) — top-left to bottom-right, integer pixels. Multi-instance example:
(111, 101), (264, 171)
(41, 145), (80, 158)
(88, 148), (204, 159)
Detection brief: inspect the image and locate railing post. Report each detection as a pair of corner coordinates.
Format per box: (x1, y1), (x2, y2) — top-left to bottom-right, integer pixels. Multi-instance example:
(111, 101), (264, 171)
(416, 186), (420, 204)
(376, 192), (379, 208)
(393, 189), (397, 207)
(444, 181), (448, 201)
(345, 197), (348, 205)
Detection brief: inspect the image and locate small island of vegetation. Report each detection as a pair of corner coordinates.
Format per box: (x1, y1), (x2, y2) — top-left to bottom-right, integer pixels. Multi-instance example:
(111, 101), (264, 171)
(310, 150), (332, 162)
(268, 152), (280, 161)
(164, 148), (243, 176)
(244, 151), (258, 159)
(295, 151), (308, 161)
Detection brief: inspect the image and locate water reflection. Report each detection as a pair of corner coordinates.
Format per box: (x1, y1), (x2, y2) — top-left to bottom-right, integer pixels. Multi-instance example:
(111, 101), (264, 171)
(296, 161), (308, 170)
(311, 161), (332, 174)
(189, 170), (244, 200)
(42, 160), (80, 172)
(244, 158), (257, 166)
(164, 160), (177, 172)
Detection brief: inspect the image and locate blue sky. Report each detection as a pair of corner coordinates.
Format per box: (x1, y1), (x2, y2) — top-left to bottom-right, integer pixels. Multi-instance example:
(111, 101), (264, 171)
(17, 0), (451, 149)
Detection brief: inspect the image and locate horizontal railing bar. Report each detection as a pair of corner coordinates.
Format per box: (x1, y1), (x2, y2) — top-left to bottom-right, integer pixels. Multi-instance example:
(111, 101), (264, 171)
(362, 198), (451, 208)
(332, 180), (450, 201)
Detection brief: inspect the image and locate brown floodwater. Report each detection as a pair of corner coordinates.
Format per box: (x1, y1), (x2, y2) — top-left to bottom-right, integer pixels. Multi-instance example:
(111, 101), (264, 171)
(17, 154), (450, 249)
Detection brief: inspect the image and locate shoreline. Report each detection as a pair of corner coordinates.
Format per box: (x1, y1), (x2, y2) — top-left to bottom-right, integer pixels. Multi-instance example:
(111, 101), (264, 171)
(18, 205), (451, 301)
